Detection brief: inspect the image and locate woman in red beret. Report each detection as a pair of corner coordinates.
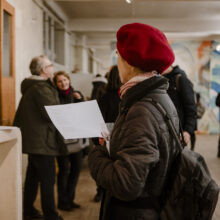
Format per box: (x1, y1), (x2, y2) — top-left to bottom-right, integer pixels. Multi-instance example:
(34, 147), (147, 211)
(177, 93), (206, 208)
(88, 23), (180, 220)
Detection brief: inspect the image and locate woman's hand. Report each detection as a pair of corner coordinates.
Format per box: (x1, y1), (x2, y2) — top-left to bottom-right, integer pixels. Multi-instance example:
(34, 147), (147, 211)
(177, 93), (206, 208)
(73, 92), (82, 100)
(183, 131), (190, 145)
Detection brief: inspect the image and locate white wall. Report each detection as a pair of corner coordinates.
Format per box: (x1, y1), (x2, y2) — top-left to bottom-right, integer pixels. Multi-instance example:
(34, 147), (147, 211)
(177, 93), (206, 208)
(6, 0), (75, 106)
(7, 0), (43, 106)
(6, 0), (76, 185)
(93, 48), (111, 75)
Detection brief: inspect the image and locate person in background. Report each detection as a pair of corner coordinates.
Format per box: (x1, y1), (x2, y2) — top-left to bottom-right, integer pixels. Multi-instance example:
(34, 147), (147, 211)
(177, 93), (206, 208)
(91, 73), (108, 100)
(53, 71), (84, 211)
(98, 65), (121, 126)
(196, 92), (205, 120)
(14, 55), (63, 220)
(93, 65), (121, 202)
(216, 92), (220, 157)
(90, 72), (107, 202)
(190, 92), (205, 151)
(161, 65), (197, 148)
(89, 23), (180, 220)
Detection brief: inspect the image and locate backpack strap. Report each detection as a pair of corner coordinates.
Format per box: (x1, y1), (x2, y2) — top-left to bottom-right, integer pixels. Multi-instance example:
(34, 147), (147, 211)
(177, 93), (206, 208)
(145, 98), (184, 151)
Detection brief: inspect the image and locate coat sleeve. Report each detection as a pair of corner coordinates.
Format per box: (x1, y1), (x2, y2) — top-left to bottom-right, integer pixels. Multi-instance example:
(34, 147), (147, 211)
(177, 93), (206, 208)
(73, 90), (84, 102)
(88, 103), (160, 201)
(33, 84), (60, 122)
(13, 100), (22, 127)
(178, 76), (197, 134)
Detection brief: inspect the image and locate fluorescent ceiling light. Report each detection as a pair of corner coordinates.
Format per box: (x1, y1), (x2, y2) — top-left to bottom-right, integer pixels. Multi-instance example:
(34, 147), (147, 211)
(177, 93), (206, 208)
(126, 0), (132, 4)
(216, 44), (220, 52)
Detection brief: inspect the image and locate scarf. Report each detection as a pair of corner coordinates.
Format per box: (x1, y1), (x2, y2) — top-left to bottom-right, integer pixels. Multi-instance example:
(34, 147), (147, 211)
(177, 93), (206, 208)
(59, 87), (71, 96)
(119, 71), (157, 99)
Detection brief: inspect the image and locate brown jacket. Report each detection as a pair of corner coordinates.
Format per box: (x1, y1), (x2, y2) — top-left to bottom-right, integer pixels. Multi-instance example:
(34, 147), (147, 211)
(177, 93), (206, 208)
(14, 77), (64, 156)
(89, 76), (180, 220)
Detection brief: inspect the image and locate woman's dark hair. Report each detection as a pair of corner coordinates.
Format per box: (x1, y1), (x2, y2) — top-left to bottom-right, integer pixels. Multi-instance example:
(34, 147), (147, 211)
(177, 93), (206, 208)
(106, 65), (121, 91)
(53, 71), (70, 85)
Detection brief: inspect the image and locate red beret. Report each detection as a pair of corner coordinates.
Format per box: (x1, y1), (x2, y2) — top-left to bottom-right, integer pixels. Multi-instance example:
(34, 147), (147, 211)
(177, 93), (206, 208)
(117, 23), (175, 73)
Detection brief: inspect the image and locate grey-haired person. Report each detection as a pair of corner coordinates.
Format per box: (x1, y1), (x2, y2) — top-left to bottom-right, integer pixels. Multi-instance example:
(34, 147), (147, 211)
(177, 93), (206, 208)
(14, 55), (63, 220)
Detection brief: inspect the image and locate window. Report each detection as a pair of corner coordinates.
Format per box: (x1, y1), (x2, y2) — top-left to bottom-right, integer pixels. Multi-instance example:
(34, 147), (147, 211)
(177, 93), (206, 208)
(3, 10), (11, 77)
(88, 49), (93, 74)
(0, 0), (15, 125)
(43, 4), (65, 65)
(54, 21), (64, 64)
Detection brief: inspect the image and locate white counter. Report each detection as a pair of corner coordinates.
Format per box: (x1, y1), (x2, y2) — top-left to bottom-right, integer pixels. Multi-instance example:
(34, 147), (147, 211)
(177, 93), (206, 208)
(0, 126), (22, 220)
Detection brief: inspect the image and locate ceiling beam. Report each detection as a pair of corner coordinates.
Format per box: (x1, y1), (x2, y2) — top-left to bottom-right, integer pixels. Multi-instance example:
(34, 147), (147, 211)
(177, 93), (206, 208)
(69, 18), (220, 34)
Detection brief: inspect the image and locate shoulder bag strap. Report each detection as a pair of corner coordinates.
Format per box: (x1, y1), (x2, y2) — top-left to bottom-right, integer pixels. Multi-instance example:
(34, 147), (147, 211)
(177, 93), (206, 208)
(145, 98), (184, 151)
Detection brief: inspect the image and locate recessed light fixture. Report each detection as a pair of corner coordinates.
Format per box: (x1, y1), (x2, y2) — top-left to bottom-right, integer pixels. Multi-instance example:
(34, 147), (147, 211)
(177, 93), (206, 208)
(126, 0), (132, 4)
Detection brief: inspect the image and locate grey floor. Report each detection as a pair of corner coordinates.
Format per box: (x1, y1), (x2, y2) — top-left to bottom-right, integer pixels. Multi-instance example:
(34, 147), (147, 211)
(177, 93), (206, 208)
(34, 134), (220, 220)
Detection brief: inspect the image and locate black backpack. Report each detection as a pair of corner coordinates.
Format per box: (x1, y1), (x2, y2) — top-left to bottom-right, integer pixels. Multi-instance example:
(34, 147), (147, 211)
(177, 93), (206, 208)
(146, 98), (219, 220)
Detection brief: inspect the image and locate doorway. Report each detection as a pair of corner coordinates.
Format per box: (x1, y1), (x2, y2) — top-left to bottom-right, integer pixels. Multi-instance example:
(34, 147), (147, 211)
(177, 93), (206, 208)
(0, 0), (15, 125)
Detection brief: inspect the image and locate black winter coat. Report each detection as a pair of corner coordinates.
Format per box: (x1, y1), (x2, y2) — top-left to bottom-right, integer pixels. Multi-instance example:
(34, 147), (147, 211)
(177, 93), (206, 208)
(89, 76), (180, 220)
(92, 89), (121, 146)
(98, 89), (120, 123)
(164, 66), (197, 135)
(58, 86), (84, 104)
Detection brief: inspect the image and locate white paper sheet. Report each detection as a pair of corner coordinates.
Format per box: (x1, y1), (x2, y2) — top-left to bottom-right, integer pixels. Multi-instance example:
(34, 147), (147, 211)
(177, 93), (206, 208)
(45, 100), (108, 140)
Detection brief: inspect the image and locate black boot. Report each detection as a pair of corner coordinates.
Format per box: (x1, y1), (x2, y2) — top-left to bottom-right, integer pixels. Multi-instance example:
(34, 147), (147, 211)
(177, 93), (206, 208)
(58, 202), (73, 211)
(23, 207), (43, 220)
(70, 202), (81, 209)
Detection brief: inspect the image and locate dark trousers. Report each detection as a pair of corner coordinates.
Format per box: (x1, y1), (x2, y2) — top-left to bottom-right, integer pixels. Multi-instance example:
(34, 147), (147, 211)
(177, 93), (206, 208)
(23, 155), (59, 220)
(190, 132), (196, 151)
(57, 150), (83, 205)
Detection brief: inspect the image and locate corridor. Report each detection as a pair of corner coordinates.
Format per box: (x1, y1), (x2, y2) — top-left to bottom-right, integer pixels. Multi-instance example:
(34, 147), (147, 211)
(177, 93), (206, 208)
(0, 0), (220, 219)
(34, 134), (220, 220)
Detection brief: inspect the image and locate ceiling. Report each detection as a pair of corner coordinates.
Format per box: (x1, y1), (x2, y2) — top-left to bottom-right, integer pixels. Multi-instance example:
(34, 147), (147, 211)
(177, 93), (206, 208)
(52, 0), (220, 71)
(52, 0), (220, 44)
(55, 0), (220, 19)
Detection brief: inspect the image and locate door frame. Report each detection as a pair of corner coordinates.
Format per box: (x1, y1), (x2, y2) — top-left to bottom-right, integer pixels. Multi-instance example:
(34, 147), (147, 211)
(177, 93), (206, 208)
(0, 0), (15, 125)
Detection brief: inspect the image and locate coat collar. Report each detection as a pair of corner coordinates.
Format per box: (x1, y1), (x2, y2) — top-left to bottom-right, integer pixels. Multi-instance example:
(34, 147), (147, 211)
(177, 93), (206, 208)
(120, 75), (168, 112)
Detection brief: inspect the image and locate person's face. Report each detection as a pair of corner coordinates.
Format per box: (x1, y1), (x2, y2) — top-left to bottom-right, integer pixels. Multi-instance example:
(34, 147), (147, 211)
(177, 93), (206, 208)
(117, 52), (132, 84)
(42, 58), (54, 79)
(56, 75), (70, 91)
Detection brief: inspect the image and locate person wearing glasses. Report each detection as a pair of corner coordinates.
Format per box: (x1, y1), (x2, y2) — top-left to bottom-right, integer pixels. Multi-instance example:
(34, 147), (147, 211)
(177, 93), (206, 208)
(14, 55), (63, 220)
(88, 23), (180, 220)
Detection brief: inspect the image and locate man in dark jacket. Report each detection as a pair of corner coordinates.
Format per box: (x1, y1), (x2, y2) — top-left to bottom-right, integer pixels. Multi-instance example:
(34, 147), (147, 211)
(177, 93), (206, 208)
(162, 65), (197, 148)
(14, 55), (63, 220)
